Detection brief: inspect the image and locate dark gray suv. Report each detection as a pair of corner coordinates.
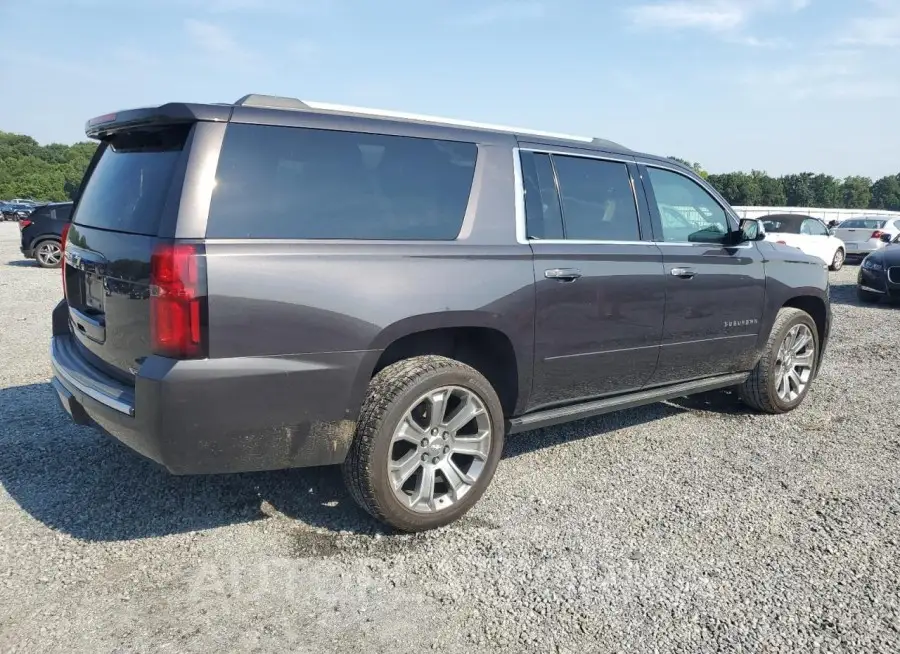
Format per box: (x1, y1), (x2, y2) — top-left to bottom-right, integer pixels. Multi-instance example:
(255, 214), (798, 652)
(50, 95), (832, 532)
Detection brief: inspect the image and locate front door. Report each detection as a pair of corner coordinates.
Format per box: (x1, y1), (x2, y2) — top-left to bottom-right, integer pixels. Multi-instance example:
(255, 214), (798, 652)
(520, 149), (666, 410)
(638, 163), (766, 386)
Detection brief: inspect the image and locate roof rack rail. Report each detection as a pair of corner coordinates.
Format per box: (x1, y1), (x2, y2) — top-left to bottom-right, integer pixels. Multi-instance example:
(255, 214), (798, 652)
(230, 94), (628, 148)
(233, 94), (309, 110)
(591, 137), (629, 150)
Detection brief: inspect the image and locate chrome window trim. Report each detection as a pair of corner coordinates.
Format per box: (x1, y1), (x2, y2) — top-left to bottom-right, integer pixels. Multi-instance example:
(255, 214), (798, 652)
(514, 146), (644, 244)
(512, 147), (754, 248)
(513, 147), (528, 244)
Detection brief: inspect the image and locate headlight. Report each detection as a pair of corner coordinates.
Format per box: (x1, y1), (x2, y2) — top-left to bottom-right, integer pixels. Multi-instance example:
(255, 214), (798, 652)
(862, 257), (883, 271)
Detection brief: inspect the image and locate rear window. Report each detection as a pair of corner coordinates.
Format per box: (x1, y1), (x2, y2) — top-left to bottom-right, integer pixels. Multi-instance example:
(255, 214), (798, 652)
(761, 216), (803, 233)
(29, 206), (51, 220)
(840, 219), (885, 229)
(206, 124), (478, 240)
(73, 127), (188, 236)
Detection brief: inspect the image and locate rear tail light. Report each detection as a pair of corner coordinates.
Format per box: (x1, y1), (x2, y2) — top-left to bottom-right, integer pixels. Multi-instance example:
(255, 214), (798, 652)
(149, 242), (207, 359)
(19, 219), (32, 230)
(872, 230), (884, 239)
(60, 223), (70, 298)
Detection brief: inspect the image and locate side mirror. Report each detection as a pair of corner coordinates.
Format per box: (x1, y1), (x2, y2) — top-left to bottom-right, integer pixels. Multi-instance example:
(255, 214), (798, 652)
(880, 233), (893, 243)
(738, 218), (765, 242)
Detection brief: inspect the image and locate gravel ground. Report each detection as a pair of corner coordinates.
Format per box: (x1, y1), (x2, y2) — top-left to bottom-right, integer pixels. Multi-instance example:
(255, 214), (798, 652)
(1, 220), (899, 653)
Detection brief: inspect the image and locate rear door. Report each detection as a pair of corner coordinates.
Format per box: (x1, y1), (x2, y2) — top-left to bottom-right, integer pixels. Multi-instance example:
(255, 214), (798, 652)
(522, 146), (666, 410)
(63, 125), (193, 382)
(638, 162), (766, 386)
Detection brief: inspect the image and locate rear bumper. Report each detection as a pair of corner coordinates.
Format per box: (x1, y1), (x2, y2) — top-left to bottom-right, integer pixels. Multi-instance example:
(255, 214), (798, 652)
(844, 242), (885, 255)
(49, 301), (371, 475)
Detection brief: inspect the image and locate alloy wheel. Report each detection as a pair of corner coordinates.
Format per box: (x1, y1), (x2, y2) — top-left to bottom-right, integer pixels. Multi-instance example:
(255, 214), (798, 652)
(37, 241), (62, 267)
(774, 323), (815, 402)
(387, 385), (492, 514)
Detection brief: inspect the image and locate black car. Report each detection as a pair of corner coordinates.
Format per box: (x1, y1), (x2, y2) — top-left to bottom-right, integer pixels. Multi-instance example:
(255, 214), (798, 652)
(19, 202), (74, 268)
(858, 233), (900, 304)
(49, 94), (831, 532)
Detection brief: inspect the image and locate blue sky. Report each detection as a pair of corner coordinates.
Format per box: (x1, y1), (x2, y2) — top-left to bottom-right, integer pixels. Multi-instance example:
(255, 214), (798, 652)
(1, 0), (898, 178)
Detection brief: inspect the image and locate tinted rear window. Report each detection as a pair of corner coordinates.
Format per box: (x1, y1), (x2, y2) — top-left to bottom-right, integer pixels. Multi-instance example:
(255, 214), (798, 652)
(761, 216), (803, 233)
(73, 127), (188, 236)
(207, 124), (478, 240)
(840, 219), (885, 229)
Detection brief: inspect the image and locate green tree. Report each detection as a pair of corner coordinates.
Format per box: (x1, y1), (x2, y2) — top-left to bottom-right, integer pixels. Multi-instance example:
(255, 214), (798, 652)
(707, 172), (760, 205)
(869, 175), (900, 211)
(750, 170), (786, 205)
(668, 156), (708, 179)
(840, 176), (872, 208)
(0, 130), (97, 201)
(781, 173), (815, 207)
(809, 174), (841, 208)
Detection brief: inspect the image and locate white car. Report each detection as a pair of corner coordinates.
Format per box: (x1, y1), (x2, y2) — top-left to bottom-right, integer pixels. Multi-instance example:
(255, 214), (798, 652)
(832, 216), (900, 258)
(760, 214), (847, 270)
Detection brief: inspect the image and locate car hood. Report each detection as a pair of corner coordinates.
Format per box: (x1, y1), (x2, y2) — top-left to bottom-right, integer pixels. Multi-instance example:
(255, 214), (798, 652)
(868, 244), (900, 266)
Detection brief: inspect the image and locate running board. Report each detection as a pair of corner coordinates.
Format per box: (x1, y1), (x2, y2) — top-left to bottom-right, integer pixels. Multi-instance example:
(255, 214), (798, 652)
(507, 372), (749, 434)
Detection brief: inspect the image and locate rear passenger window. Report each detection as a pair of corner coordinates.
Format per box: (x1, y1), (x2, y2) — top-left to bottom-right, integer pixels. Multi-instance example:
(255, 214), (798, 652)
(550, 155), (640, 241)
(207, 124), (478, 240)
(521, 152), (564, 239)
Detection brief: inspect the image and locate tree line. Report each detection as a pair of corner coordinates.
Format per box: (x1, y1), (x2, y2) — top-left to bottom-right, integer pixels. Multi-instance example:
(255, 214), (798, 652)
(669, 157), (900, 211)
(0, 131), (97, 202)
(1, 129), (898, 212)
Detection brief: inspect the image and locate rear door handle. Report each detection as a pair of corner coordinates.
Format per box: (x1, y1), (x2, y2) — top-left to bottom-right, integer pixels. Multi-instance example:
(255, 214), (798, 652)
(544, 268), (582, 281)
(670, 267), (696, 279)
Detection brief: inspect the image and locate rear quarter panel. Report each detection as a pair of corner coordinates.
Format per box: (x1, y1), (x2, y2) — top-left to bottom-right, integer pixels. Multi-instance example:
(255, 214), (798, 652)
(203, 137), (536, 415)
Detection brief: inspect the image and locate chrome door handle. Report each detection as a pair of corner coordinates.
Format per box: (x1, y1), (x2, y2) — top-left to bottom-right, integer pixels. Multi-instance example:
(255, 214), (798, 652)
(544, 268), (582, 281)
(670, 267), (696, 279)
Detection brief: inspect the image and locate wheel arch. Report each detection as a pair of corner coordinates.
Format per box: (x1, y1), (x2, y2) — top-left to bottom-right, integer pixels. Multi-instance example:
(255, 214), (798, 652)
(781, 294), (829, 373)
(348, 314), (531, 421)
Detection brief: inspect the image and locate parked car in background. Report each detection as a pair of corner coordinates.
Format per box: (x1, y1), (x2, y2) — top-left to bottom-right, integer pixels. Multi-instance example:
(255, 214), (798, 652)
(10, 197), (38, 205)
(19, 202), (73, 268)
(858, 232), (900, 304)
(832, 217), (900, 259)
(2, 202), (35, 221)
(49, 94), (831, 532)
(760, 213), (846, 270)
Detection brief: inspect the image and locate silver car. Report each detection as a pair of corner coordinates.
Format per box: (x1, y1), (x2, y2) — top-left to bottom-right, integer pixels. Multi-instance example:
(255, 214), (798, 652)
(833, 217), (900, 257)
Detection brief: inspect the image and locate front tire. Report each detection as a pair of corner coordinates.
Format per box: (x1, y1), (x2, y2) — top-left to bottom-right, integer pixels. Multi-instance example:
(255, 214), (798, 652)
(738, 307), (819, 414)
(342, 355), (505, 532)
(829, 248), (844, 271)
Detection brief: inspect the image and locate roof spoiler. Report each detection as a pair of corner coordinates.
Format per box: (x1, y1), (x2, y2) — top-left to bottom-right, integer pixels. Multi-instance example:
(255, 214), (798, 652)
(85, 103), (233, 138)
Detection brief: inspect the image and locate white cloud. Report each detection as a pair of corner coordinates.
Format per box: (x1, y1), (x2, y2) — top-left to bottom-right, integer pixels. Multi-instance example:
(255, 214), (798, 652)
(839, 0), (900, 47)
(627, 0), (810, 37)
(183, 19), (261, 68)
(459, 1), (545, 26)
(739, 47), (900, 101)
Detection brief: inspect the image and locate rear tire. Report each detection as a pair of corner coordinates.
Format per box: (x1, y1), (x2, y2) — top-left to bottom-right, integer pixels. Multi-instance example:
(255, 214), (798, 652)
(829, 248), (844, 271)
(34, 239), (63, 268)
(738, 307), (819, 414)
(857, 287), (882, 304)
(342, 355), (505, 532)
